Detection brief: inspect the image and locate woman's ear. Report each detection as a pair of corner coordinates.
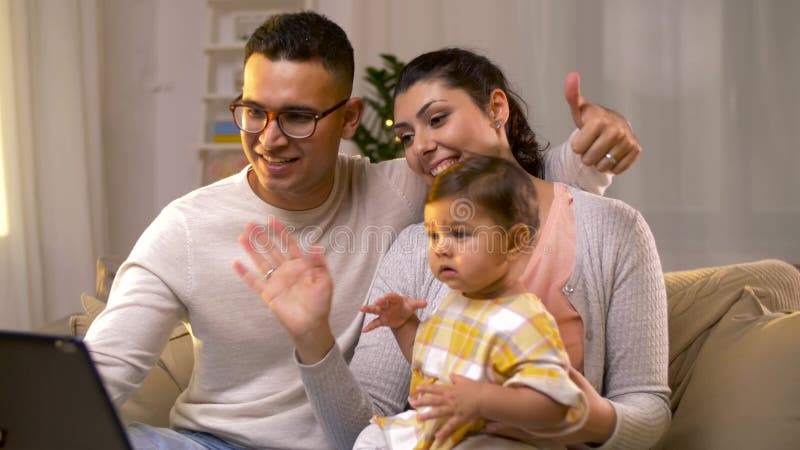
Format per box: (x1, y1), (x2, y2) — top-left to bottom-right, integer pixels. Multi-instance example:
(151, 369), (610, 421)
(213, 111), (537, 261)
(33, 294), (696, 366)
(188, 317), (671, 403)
(488, 88), (510, 128)
(506, 223), (534, 259)
(341, 97), (365, 139)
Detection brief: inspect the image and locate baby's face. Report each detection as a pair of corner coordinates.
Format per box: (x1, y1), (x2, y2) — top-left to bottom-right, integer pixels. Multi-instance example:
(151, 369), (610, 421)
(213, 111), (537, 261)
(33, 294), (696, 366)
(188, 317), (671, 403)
(424, 197), (514, 299)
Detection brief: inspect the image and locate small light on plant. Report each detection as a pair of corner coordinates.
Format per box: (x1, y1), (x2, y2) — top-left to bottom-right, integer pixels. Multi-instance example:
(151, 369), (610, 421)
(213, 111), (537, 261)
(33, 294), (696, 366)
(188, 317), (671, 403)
(352, 54), (406, 162)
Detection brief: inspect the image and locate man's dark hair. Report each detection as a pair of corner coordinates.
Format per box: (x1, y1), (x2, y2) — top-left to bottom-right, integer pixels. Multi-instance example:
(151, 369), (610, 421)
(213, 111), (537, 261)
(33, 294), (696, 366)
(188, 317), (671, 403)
(245, 11), (354, 95)
(427, 156), (539, 232)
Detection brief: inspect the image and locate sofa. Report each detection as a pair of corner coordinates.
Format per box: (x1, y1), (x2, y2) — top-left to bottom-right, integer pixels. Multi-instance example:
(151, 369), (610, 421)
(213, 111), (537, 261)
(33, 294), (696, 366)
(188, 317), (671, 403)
(59, 257), (800, 449)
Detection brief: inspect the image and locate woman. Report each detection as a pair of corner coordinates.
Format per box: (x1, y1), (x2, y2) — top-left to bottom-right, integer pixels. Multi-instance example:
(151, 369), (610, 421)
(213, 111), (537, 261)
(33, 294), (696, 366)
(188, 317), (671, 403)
(235, 48), (666, 449)
(348, 48), (670, 448)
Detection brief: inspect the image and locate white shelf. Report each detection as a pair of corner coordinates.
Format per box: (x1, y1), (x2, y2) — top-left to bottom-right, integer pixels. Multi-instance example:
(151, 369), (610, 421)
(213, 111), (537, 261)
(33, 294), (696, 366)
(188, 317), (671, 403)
(200, 0), (316, 185)
(199, 143), (242, 152)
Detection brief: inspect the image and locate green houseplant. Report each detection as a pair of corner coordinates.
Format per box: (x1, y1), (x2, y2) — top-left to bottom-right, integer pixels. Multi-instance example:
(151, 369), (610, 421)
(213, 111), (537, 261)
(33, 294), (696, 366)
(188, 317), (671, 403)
(351, 54), (406, 162)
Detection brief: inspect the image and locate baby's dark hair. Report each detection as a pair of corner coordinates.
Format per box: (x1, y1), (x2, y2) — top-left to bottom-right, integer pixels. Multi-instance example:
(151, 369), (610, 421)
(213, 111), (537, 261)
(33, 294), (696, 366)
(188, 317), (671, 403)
(427, 156), (539, 232)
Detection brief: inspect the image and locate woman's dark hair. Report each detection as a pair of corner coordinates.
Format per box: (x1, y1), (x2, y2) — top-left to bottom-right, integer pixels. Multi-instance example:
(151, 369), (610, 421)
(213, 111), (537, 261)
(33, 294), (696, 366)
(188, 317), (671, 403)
(245, 12), (354, 95)
(427, 156), (539, 232)
(395, 48), (546, 178)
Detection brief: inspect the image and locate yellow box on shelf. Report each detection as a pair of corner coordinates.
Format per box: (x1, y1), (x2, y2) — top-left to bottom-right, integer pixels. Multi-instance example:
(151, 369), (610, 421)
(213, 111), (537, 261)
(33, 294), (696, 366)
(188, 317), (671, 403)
(212, 134), (242, 143)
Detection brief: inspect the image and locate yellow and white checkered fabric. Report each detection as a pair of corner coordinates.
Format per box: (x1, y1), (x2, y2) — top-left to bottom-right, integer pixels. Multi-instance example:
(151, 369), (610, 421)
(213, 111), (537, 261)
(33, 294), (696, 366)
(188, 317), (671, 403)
(372, 292), (587, 450)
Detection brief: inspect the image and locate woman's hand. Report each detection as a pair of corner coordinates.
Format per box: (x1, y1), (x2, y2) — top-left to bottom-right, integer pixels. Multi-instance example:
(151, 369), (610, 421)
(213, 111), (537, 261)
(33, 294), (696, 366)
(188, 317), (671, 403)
(360, 293), (427, 332)
(484, 367), (616, 446)
(232, 219), (335, 364)
(411, 374), (483, 443)
(565, 72), (642, 174)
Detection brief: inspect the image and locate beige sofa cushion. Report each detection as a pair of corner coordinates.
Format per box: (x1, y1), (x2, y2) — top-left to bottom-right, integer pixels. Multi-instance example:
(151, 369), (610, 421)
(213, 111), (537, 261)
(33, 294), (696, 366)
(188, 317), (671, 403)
(660, 288), (800, 449)
(70, 293), (107, 337)
(71, 292), (193, 427)
(69, 257), (195, 426)
(664, 259), (800, 412)
(119, 328), (193, 427)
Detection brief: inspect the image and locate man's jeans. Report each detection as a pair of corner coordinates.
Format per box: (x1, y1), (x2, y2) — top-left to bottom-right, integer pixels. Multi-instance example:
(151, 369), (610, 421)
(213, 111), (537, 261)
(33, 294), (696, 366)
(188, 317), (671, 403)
(127, 423), (246, 450)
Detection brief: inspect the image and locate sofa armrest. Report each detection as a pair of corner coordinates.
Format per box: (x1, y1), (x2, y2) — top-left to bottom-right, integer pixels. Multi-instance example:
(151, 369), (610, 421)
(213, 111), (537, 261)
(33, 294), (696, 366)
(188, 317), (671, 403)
(34, 315), (75, 335)
(656, 259), (800, 449)
(68, 257), (194, 427)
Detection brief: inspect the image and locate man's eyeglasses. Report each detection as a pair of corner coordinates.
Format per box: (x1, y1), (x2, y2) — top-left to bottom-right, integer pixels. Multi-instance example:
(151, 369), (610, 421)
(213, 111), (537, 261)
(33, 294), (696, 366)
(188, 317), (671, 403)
(229, 95), (349, 139)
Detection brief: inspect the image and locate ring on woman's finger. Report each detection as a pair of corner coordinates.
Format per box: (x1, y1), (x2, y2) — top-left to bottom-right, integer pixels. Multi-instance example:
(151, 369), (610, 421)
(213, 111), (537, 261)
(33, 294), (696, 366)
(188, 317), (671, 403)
(603, 152), (618, 167)
(262, 267), (276, 281)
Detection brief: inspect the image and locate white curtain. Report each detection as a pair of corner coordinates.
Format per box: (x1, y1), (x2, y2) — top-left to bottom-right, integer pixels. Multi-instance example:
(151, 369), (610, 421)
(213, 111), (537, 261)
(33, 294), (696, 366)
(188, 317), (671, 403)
(0, 0), (106, 330)
(321, 0), (800, 270)
(1, 1), (797, 330)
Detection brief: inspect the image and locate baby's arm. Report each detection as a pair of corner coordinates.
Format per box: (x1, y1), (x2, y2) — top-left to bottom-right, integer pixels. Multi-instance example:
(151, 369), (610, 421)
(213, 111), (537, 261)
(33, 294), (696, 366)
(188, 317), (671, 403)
(412, 375), (569, 442)
(360, 293), (427, 363)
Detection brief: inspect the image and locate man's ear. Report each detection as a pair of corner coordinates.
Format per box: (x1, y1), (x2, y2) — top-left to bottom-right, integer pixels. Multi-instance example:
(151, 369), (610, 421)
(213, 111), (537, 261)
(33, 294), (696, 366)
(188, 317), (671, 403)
(488, 88), (510, 127)
(341, 97), (364, 139)
(506, 223), (534, 259)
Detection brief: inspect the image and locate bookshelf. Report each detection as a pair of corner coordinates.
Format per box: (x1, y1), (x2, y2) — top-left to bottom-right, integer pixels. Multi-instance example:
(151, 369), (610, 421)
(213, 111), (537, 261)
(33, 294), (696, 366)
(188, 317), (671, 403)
(200, 0), (316, 186)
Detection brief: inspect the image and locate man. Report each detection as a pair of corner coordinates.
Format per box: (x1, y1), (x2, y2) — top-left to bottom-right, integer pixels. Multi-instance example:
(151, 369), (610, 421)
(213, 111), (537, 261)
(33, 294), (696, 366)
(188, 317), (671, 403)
(86, 11), (641, 450)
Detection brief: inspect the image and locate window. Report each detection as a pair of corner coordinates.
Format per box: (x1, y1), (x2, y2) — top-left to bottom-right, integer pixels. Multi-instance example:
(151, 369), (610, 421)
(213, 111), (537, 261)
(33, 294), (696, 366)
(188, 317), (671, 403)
(0, 2), (10, 237)
(0, 120), (7, 237)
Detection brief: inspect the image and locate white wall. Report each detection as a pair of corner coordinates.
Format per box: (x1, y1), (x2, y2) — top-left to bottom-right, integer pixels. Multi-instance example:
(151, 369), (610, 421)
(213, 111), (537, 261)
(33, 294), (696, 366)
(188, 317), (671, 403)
(103, 0), (205, 257)
(321, 0), (800, 271)
(102, 1), (800, 271)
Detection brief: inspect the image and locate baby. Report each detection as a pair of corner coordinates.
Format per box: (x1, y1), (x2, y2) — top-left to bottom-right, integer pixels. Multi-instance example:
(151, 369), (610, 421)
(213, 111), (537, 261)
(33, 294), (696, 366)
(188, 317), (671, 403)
(354, 156), (587, 450)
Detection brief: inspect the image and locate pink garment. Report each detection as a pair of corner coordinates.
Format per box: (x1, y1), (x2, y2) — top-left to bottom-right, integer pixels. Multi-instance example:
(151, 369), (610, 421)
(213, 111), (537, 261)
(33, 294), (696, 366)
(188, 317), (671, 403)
(520, 182), (584, 372)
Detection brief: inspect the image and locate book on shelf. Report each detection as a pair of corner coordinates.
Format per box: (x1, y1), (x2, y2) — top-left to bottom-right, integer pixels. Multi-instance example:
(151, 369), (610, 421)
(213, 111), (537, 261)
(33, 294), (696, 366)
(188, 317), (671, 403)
(213, 134), (242, 143)
(211, 121), (242, 143)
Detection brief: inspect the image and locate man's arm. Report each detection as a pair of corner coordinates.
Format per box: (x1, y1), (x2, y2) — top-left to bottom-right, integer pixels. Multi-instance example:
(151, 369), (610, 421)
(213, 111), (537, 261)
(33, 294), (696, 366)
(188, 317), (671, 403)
(84, 207), (189, 406)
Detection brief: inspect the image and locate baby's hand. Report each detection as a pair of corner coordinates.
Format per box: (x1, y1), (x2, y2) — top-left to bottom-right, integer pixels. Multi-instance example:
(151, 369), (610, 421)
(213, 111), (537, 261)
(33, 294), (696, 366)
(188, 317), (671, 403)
(411, 374), (483, 442)
(360, 293), (427, 332)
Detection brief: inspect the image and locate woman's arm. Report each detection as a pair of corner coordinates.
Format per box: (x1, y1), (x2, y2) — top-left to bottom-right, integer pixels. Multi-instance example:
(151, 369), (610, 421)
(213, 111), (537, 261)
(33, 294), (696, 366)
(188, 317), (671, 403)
(414, 298), (590, 443)
(485, 200), (670, 449)
(484, 367), (616, 445)
(237, 222), (425, 450)
(544, 73), (642, 195)
(563, 72), (642, 175)
(543, 132), (613, 196)
(593, 207), (671, 449)
(547, 199), (670, 448)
